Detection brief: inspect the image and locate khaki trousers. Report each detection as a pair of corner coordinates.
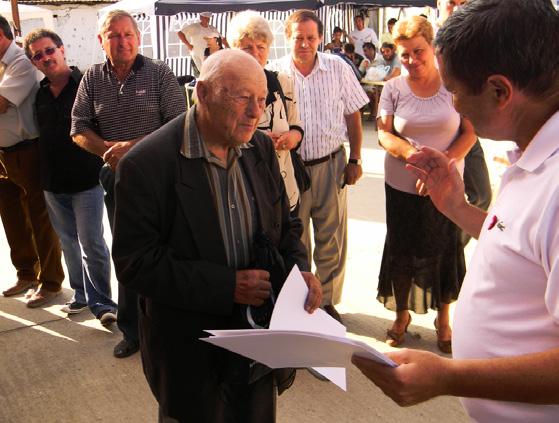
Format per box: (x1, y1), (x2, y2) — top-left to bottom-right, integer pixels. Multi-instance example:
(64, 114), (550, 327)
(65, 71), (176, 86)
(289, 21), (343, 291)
(298, 148), (347, 305)
(0, 142), (63, 290)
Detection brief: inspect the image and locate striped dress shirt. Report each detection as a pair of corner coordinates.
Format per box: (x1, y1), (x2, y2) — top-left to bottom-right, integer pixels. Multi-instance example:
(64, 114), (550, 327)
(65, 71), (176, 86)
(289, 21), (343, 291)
(271, 52), (369, 161)
(180, 107), (255, 269)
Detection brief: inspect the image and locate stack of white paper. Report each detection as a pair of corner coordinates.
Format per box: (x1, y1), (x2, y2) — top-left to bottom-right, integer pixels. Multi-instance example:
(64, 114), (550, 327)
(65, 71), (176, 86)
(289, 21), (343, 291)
(202, 265), (396, 391)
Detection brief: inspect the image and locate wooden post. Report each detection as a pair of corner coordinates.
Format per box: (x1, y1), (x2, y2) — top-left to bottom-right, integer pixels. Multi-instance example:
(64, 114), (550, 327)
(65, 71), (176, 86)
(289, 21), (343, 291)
(10, 0), (21, 37)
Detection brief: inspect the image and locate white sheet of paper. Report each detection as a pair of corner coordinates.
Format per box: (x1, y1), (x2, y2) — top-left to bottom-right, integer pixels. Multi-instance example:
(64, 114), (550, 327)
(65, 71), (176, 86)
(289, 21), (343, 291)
(202, 265), (395, 391)
(269, 265), (347, 389)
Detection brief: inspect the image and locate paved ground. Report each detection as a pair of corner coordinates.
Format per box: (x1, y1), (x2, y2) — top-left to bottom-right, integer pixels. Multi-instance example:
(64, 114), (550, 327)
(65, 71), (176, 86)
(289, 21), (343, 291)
(0, 120), (513, 422)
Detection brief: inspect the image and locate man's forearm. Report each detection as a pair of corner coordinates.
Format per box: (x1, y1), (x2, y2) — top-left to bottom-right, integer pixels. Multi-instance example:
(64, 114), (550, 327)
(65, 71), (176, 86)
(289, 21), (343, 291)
(345, 111), (363, 159)
(72, 130), (108, 157)
(446, 348), (559, 404)
(444, 200), (486, 239)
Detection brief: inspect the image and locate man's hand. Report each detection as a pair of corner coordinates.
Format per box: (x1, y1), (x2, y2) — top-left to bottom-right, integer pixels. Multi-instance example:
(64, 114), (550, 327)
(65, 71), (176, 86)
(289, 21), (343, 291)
(0, 96), (10, 114)
(352, 349), (451, 406)
(300, 271), (322, 313)
(343, 162), (363, 186)
(234, 269), (272, 306)
(103, 140), (139, 171)
(406, 146), (465, 215)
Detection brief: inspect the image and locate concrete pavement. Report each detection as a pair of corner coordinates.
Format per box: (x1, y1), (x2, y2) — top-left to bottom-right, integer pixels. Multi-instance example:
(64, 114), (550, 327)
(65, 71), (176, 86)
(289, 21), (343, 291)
(0, 121), (511, 422)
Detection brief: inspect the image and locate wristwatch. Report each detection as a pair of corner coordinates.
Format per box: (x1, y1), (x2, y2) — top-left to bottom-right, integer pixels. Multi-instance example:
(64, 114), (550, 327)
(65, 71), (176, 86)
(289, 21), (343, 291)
(348, 158), (362, 165)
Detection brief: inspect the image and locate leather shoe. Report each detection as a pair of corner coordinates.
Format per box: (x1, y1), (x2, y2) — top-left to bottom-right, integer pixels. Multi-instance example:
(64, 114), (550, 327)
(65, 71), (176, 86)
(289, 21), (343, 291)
(113, 338), (139, 358)
(3, 280), (38, 297)
(26, 288), (61, 308)
(323, 304), (343, 324)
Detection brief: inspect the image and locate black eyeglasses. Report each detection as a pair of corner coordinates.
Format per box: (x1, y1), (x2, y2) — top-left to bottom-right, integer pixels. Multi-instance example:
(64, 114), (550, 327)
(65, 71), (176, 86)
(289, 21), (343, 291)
(31, 47), (57, 62)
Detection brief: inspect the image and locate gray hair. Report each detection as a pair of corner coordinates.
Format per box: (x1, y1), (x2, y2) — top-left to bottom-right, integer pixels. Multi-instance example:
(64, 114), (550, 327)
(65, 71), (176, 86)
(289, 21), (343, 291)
(99, 10), (139, 37)
(23, 29), (63, 59)
(226, 10), (273, 48)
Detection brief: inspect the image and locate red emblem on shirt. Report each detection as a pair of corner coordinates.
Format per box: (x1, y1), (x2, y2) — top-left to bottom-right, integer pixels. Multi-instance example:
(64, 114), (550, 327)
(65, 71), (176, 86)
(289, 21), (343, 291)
(488, 215), (505, 231)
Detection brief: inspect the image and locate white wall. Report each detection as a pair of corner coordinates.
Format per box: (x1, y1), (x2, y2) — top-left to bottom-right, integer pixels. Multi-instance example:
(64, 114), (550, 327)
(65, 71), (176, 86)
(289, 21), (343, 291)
(41, 4), (106, 71)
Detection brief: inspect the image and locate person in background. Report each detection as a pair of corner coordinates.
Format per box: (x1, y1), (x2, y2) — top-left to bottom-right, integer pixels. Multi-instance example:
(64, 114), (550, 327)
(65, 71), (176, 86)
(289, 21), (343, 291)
(273, 10), (369, 323)
(359, 42), (379, 77)
(380, 18), (398, 45)
(112, 49), (322, 423)
(353, 1), (559, 421)
(336, 43), (363, 80)
(378, 42), (401, 81)
(24, 29), (117, 324)
(0, 15), (64, 307)
(324, 26), (345, 54)
(349, 14), (379, 56)
(227, 10), (305, 214)
(375, 16), (476, 353)
(177, 12), (229, 77)
(203, 31), (224, 61)
(71, 9), (186, 359)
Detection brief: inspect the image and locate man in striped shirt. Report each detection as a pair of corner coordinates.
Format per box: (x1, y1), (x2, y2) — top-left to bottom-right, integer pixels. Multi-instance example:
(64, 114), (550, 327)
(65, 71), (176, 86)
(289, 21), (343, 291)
(273, 10), (369, 322)
(70, 10), (186, 359)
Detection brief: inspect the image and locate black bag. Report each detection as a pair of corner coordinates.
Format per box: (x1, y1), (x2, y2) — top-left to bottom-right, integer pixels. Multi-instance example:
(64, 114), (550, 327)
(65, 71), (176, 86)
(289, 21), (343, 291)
(290, 150), (311, 193)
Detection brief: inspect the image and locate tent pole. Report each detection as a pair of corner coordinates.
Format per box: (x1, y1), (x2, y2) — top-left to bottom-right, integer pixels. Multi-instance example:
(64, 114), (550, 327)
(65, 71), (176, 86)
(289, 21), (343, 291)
(10, 0), (21, 37)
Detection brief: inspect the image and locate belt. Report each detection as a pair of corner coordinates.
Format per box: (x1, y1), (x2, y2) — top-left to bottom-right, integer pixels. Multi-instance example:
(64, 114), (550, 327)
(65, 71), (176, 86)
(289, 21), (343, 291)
(303, 147), (343, 167)
(0, 138), (38, 153)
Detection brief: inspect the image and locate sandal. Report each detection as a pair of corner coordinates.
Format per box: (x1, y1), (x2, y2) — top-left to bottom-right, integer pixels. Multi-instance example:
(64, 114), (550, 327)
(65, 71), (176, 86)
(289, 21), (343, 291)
(434, 318), (452, 354)
(386, 313), (412, 348)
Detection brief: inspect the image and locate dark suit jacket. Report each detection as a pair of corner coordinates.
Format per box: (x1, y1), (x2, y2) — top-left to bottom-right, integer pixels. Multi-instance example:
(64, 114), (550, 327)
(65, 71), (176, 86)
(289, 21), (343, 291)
(112, 112), (308, 421)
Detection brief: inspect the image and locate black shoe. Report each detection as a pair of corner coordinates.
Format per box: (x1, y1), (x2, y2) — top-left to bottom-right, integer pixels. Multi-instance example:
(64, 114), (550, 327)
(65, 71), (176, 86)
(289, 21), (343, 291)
(113, 338), (139, 358)
(323, 305), (343, 324)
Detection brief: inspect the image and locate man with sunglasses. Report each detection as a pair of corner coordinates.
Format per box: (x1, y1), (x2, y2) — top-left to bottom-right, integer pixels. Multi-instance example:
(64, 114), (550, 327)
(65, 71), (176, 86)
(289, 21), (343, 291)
(23, 29), (117, 325)
(0, 15), (64, 307)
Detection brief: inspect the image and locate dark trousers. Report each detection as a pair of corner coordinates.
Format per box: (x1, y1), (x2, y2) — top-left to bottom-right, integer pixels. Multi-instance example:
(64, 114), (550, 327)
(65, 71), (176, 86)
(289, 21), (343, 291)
(462, 139), (492, 245)
(100, 164), (139, 342)
(0, 142), (63, 291)
(158, 372), (276, 423)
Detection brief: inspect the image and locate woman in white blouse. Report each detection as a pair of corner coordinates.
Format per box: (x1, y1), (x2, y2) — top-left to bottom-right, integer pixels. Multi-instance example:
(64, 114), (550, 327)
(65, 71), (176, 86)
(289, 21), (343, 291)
(376, 16), (476, 353)
(227, 11), (305, 213)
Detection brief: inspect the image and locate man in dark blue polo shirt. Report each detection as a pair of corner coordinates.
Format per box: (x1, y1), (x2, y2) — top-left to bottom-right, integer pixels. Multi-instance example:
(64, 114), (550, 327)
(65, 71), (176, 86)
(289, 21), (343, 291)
(71, 10), (186, 358)
(23, 29), (117, 324)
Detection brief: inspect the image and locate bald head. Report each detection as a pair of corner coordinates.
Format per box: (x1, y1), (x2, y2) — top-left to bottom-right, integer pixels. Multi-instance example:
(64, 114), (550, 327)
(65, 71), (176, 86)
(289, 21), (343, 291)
(198, 49), (266, 92)
(195, 49), (268, 148)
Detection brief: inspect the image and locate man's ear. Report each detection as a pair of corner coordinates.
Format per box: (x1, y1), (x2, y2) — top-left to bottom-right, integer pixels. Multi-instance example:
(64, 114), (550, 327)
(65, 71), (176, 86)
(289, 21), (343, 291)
(486, 75), (513, 109)
(97, 34), (103, 46)
(195, 80), (208, 103)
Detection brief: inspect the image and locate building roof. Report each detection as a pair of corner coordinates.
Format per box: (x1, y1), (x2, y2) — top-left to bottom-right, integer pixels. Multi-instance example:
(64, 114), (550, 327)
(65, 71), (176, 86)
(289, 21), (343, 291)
(19, 0), (116, 5)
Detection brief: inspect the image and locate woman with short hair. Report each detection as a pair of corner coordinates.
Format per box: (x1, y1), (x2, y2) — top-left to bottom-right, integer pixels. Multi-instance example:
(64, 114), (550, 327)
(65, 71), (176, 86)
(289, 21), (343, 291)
(227, 10), (305, 212)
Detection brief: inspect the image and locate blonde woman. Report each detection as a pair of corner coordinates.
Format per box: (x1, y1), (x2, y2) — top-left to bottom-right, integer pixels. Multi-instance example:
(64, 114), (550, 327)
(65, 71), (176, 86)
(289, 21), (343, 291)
(376, 16), (476, 353)
(227, 11), (305, 212)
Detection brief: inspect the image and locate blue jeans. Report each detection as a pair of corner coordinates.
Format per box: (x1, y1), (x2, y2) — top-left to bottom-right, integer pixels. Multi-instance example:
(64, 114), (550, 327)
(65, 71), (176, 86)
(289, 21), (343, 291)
(44, 185), (116, 317)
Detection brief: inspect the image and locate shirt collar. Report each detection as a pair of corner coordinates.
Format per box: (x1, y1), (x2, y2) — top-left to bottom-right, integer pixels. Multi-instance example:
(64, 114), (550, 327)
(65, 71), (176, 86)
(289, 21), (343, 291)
(39, 66), (82, 89)
(102, 54), (145, 74)
(1, 41), (20, 66)
(290, 51), (327, 78)
(180, 106), (252, 161)
(513, 111), (559, 172)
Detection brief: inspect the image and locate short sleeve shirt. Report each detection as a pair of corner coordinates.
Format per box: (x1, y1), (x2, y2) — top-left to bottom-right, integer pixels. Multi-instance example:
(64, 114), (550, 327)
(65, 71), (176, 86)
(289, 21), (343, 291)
(454, 112), (559, 422)
(0, 41), (40, 146)
(349, 27), (379, 56)
(71, 55), (186, 141)
(180, 22), (221, 70)
(377, 76), (461, 194)
(271, 53), (369, 161)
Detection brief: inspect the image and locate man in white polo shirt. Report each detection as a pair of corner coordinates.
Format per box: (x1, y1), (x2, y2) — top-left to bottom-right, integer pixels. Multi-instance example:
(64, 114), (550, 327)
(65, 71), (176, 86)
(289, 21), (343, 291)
(177, 12), (227, 77)
(352, 1), (559, 422)
(273, 10), (369, 323)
